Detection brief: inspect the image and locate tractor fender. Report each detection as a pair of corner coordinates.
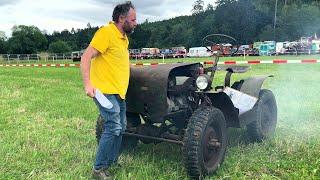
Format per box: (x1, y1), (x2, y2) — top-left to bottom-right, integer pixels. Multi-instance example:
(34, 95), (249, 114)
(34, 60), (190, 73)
(208, 92), (240, 128)
(237, 75), (273, 127)
(238, 75), (272, 98)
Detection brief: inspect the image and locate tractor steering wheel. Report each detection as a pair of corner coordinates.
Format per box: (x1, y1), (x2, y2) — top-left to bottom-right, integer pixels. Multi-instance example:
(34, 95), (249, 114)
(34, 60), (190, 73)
(202, 34), (239, 57)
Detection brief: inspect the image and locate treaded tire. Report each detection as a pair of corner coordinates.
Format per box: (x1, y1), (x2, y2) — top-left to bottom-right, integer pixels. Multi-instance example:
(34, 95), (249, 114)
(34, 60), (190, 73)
(246, 89), (277, 142)
(95, 112), (141, 151)
(183, 107), (227, 179)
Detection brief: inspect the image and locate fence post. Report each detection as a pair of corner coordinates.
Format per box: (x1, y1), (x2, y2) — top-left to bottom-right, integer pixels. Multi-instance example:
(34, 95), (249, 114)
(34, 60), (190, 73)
(162, 54), (164, 64)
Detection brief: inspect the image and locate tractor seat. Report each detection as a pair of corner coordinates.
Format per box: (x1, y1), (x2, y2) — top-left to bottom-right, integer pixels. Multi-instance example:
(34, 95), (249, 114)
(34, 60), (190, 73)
(217, 65), (250, 73)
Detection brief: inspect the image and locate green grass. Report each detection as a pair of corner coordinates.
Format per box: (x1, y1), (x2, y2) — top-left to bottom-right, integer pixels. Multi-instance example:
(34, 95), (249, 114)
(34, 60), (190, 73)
(0, 60), (320, 179)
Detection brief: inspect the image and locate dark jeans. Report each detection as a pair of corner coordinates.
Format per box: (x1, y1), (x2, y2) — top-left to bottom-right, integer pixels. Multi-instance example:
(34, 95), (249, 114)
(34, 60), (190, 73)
(93, 94), (126, 170)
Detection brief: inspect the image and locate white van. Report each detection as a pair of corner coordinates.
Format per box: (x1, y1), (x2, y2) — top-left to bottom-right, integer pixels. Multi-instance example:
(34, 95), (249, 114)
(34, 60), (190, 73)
(187, 47), (212, 57)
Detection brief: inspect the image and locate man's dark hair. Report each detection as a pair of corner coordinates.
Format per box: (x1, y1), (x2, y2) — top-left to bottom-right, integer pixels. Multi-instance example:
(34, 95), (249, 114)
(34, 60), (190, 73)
(112, 1), (135, 23)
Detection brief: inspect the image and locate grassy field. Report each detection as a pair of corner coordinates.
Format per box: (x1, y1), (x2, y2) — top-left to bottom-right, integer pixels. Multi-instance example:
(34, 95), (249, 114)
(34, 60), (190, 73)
(0, 58), (320, 179)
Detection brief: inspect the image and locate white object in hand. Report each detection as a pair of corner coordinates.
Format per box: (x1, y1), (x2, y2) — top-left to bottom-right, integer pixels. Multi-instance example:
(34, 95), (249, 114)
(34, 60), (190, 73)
(95, 89), (113, 109)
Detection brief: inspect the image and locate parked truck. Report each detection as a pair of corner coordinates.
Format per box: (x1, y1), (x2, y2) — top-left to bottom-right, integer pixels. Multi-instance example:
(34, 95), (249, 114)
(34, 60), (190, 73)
(259, 41), (276, 56)
(140, 48), (160, 59)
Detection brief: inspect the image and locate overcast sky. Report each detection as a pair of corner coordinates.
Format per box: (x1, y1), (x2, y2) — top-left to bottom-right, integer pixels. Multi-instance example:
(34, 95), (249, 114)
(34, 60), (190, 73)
(0, 0), (215, 37)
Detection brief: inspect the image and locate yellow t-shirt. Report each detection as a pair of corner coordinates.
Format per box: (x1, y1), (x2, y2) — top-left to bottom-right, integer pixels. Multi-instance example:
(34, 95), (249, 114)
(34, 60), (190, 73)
(89, 22), (130, 99)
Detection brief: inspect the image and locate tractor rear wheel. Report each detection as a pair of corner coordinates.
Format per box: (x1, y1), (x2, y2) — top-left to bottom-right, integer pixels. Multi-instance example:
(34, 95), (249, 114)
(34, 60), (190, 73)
(246, 89), (277, 141)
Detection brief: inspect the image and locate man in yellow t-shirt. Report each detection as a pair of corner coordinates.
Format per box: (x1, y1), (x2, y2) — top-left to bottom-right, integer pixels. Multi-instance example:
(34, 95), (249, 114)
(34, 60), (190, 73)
(80, 1), (137, 179)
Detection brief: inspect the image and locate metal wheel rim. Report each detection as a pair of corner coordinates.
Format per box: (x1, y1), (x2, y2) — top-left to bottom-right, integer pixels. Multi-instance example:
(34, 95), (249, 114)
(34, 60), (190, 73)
(202, 122), (222, 168)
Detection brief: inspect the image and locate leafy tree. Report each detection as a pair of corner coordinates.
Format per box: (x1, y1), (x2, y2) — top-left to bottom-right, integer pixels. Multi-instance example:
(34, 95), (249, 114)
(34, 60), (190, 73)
(71, 28), (76, 34)
(0, 31), (7, 53)
(214, 0), (265, 44)
(206, 4), (214, 11)
(192, 0), (204, 14)
(0, 31), (6, 40)
(48, 40), (71, 53)
(258, 25), (274, 41)
(276, 4), (320, 41)
(198, 12), (216, 41)
(7, 25), (47, 54)
(46, 29), (76, 50)
(129, 24), (151, 48)
(45, 26), (98, 51)
(76, 28), (96, 50)
(0, 39), (6, 54)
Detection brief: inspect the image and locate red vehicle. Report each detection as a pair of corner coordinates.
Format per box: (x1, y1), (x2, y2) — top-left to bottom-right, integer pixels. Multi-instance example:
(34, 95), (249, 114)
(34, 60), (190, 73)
(172, 46), (187, 58)
(139, 48), (160, 59)
(129, 49), (141, 59)
(211, 44), (232, 56)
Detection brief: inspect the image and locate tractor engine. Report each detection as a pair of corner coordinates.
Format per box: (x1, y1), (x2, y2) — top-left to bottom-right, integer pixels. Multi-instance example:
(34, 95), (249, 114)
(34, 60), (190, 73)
(167, 76), (196, 113)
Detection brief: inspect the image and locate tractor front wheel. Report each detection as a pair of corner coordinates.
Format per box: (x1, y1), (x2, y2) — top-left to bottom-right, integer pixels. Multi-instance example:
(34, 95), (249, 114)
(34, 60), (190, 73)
(183, 107), (227, 178)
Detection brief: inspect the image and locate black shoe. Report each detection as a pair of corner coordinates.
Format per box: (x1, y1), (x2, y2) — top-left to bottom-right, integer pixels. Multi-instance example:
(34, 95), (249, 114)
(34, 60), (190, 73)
(92, 168), (112, 180)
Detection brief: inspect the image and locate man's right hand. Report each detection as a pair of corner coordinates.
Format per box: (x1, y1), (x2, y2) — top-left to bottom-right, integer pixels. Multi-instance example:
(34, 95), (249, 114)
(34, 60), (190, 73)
(80, 46), (100, 98)
(85, 84), (95, 98)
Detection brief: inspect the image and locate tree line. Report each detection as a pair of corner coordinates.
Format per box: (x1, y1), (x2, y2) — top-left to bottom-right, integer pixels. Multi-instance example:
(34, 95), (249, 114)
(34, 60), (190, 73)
(0, 24), (98, 54)
(0, 0), (319, 54)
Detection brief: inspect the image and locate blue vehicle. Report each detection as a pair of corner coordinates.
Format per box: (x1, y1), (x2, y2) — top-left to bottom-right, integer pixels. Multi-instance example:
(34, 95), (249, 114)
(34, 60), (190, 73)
(259, 41), (276, 56)
(159, 48), (174, 58)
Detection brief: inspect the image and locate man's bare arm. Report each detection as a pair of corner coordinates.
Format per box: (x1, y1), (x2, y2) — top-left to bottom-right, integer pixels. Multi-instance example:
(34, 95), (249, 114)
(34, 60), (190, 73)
(80, 46), (100, 97)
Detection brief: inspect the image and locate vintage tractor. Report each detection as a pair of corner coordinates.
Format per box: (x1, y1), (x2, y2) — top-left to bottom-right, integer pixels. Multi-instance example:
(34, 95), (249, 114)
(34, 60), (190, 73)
(96, 34), (277, 178)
